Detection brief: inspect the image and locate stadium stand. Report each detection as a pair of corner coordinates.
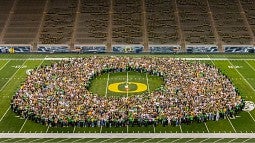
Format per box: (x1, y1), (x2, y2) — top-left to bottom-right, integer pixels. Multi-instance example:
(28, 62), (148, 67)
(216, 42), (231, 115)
(39, 0), (77, 44)
(112, 0), (143, 45)
(208, 0), (252, 45)
(2, 0), (45, 44)
(0, 0), (255, 53)
(145, 0), (179, 45)
(75, 0), (109, 45)
(177, 0), (215, 45)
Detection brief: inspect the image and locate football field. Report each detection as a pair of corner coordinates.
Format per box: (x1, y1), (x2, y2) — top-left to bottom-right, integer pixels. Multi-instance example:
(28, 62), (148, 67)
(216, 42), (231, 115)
(0, 54), (255, 142)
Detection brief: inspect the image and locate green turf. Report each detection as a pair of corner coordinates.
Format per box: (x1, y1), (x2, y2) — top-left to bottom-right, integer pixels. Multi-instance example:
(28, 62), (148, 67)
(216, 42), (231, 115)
(0, 54), (255, 141)
(89, 71), (163, 97)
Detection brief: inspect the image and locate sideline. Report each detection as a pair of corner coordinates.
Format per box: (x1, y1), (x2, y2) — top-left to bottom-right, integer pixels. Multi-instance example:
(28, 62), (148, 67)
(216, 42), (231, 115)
(0, 133), (255, 138)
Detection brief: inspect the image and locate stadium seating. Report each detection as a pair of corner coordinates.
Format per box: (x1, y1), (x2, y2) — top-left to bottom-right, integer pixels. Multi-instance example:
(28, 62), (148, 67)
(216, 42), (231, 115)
(75, 0), (109, 45)
(145, 0), (179, 45)
(177, 0), (215, 45)
(0, 0), (254, 53)
(39, 0), (77, 44)
(2, 0), (45, 44)
(208, 0), (252, 45)
(112, 0), (143, 44)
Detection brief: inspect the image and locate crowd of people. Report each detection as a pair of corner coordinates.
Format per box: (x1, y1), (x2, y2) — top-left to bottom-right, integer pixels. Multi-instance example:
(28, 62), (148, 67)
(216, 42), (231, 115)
(11, 56), (244, 127)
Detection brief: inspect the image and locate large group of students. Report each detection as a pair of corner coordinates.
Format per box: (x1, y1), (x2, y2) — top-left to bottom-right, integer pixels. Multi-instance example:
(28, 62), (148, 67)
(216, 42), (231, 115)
(11, 56), (244, 127)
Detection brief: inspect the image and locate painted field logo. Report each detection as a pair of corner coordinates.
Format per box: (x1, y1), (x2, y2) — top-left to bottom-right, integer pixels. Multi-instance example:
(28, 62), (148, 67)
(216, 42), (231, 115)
(108, 82), (147, 93)
(243, 101), (255, 112)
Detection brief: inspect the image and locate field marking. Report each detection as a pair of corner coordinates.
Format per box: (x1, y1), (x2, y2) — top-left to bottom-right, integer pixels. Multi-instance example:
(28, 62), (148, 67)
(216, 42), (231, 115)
(245, 60), (255, 72)
(1, 133), (255, 138)
(156, 138), (169, 143)
(153, 125), (156, 133)
(204, 122), (210, 133)
(248, 112), (255, 123)
(14, 138), (30, 143)
(42, 138), (57, 143)
(128, 138), (140, 143)
(73, 126), (76, 133)
(46, 126), (49, 133)
(127, 125), (129, 133)
(100, 138), (112, 142)
(143, 138), (154, 143)
(71, 138), (84, 143)
(227, 138), (237, 143)
(28, 138), (41, 143)
(171, 138), (182, 143)
(126, 71), (129, 97)
(146, 73), (150, 93)
(100, 126), (103, 133)
(114, 138), (126, 143)
(0, 106), (10, 123)
(213, 138), (224, 143)
(57, 138), (70, 143)
(105, 73), (110, 97)
(85, 138), (98, 142)
(0, 60), (10, 71)
(17, 59), (45, 133)
(19, 118), (28, 133)
(242, 138), (251, 142)
(208, 57), (237, 133)
(0, 60), (27, 92)
(228, 60), (255, 92)
(227, 117), (237, 133)
(198, 138), (209, 143)
(179, 125), (183, 133)
(185, 138), (196, 143)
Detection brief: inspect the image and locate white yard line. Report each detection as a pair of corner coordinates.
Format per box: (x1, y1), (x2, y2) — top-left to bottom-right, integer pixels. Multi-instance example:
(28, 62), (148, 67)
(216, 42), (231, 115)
(213, 138), (224, 143)
(57, 138), (70, 143)
(179, 125), (183, 133)
(127, 125), (129, 133)
(227, 60), (255, 93)
(126, 71), (129, 98)
(42, 138), (57, 143)
(204, 122), (210, 133)
(100, 126), (103, 133)
(28, 138), (41, 143)
(100, 138), (112, 142)
(185, 138), (196, 143)
(114, 138), (126, 143)
(71, 138), (84, 143)
(0, 60), (10, 71)
(248, 112), (255, 123)
(19, 118), (28, 133)
(105, 73), (110, 97)
(143, 138), (154, 143)
(198, 138), (209, 143)
(128, 138), (140, 143)
(227, 117), (237, 133)
(227, 138), (237, 143)
(0, 106), (10, 122)
(73, 126), (76, 133)
(242, 138), (251, 142)
(171, 138), (182, 143)
(245, 60), (255, 72)
(46, 126), (50, 133)
(0, 60), (27, 92)
(1, 133), (255, 138)
(156, 138), (169, 143)
(85, 138), (98, 142)
(153, 125), (156, 133)
(146, 73), (150, 93)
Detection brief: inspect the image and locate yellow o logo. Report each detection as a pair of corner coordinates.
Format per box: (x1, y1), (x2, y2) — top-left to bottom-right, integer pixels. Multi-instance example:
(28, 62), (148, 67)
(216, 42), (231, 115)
(108, 82), (147, 93)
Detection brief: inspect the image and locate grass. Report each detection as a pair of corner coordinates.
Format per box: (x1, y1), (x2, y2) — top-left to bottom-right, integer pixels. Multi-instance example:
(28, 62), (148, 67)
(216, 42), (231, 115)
(0, 54), (255, 142)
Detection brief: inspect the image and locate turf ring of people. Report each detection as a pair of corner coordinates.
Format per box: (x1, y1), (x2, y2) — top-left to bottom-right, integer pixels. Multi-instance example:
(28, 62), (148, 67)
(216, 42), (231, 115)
(11, 57), (245, 127)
